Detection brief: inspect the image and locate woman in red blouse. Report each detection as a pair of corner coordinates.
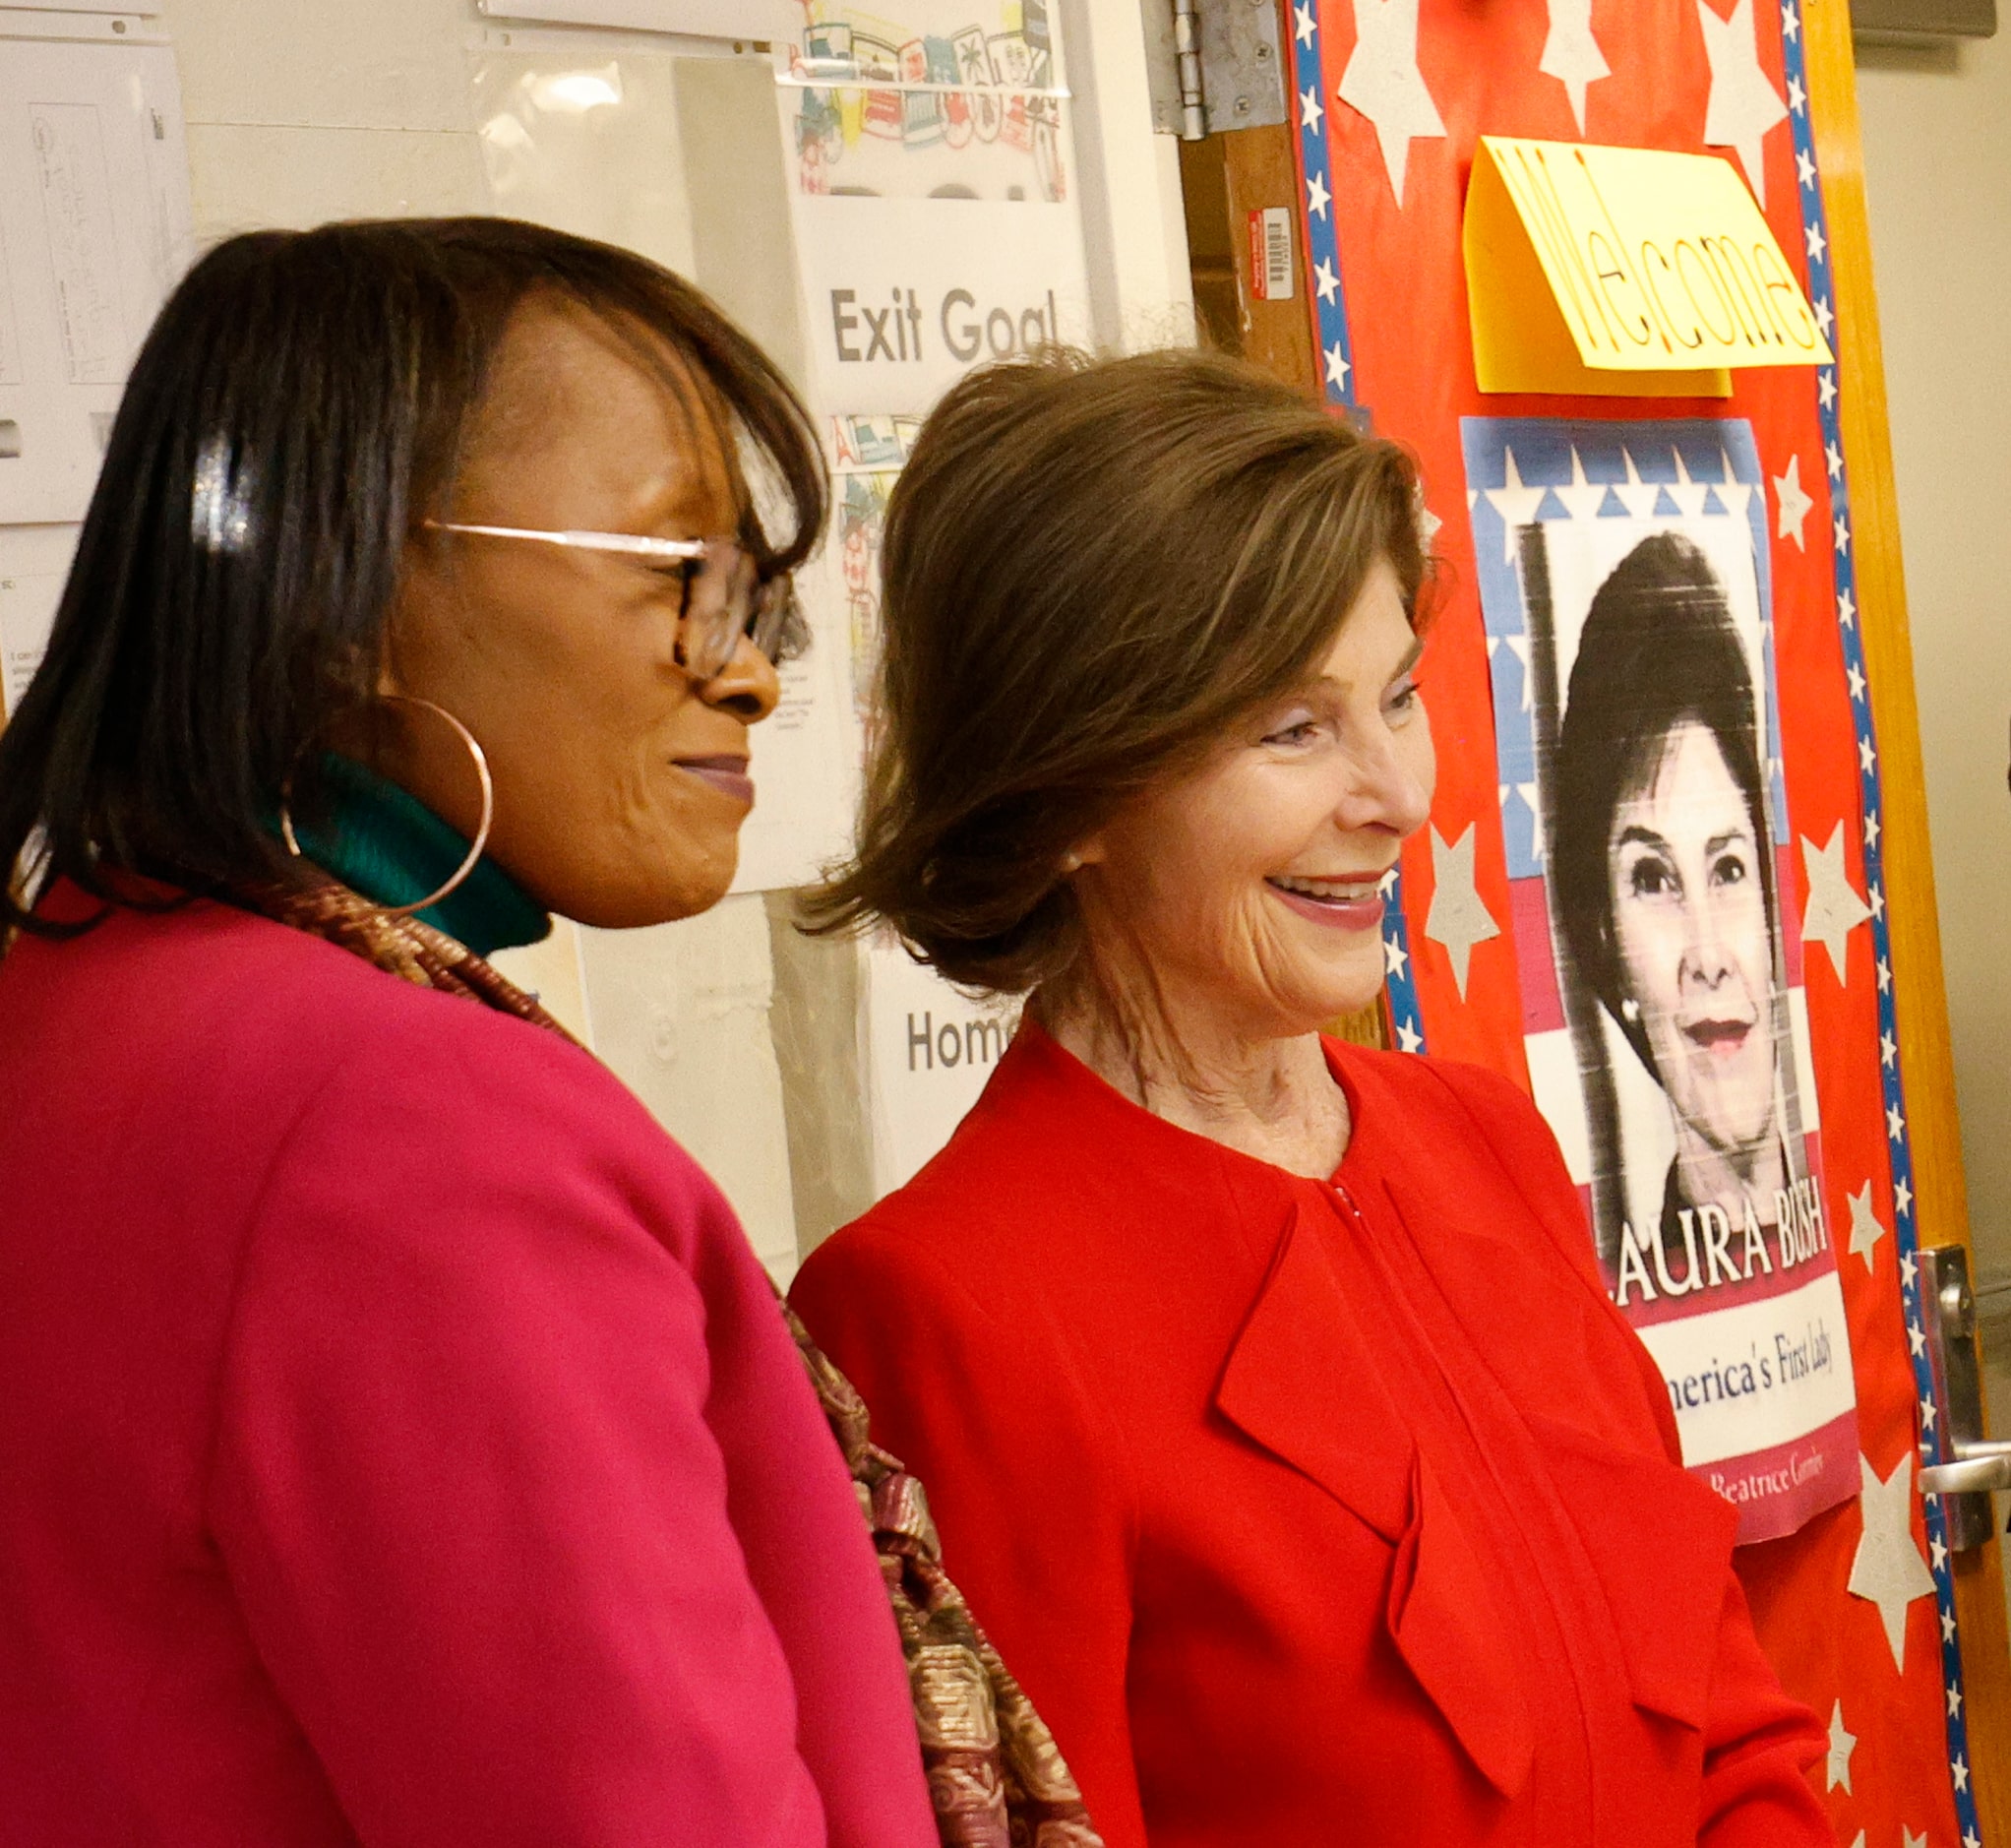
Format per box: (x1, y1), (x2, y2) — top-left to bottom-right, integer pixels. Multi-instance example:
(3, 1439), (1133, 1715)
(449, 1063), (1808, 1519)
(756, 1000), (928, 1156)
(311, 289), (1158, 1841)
(791, 349), (1830, 1848)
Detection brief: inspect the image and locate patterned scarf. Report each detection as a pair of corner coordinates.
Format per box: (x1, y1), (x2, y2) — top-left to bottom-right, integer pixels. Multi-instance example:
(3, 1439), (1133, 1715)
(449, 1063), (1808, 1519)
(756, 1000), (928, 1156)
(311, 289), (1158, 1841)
(235, 875), (1102, 1848)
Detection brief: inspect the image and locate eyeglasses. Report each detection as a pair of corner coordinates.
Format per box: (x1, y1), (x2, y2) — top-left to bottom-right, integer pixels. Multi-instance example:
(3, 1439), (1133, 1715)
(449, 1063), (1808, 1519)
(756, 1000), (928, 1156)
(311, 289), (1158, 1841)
(424, 520), (803, 680)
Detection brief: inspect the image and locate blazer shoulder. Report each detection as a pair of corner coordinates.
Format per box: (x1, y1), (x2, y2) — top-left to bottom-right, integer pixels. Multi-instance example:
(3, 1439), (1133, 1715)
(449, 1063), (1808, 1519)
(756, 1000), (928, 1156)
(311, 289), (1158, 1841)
(11, 897), (715, 1213)
(1335, 1039), (1541, 1129)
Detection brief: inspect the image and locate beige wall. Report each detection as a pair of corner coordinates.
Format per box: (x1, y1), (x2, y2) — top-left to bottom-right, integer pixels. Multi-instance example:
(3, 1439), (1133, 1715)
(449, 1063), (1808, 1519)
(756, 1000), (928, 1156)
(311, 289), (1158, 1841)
(1857, 31), (2011, 1286)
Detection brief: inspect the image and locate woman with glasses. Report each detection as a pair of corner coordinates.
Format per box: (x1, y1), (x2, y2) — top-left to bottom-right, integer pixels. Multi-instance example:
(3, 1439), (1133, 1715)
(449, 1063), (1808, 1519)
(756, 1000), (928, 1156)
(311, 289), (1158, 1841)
(0, 220), (983, 1846)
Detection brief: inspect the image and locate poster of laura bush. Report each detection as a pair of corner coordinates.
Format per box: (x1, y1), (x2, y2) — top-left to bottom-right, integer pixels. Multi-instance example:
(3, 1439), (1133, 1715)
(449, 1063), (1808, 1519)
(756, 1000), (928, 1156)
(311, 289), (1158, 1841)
(1462, 417), (1857, 1544)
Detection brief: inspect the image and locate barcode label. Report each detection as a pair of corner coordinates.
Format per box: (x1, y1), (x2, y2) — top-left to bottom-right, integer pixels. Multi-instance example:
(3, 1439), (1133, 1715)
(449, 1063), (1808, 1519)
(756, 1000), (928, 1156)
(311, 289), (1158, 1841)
(1249, 207), (1294, 301)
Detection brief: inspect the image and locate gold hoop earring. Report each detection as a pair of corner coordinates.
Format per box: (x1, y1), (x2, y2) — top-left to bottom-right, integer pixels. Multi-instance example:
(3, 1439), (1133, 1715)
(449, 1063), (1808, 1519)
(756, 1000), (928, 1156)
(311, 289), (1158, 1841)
(279, 695), (495, 918)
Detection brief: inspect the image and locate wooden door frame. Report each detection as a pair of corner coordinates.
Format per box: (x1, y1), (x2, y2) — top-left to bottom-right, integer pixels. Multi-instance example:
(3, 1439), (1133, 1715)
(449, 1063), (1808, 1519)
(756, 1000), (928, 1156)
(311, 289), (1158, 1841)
(1806, 0), (2011, 1829)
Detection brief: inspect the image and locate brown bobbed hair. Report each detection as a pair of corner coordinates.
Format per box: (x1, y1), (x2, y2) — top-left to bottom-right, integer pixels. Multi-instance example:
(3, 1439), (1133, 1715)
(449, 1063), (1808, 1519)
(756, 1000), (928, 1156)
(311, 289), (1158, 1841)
(805, 346), (1428, 995)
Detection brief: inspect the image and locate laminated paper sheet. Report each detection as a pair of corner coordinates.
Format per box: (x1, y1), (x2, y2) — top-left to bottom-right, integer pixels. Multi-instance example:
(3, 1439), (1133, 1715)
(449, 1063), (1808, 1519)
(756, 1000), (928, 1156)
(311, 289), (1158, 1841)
(0, 524), (76, 720)
(0, 36), (192, 527)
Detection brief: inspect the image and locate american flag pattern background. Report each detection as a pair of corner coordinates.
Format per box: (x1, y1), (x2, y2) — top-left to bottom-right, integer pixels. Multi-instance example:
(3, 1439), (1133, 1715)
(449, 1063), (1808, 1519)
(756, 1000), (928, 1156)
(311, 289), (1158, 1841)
(1283, 2), (1979, 1842)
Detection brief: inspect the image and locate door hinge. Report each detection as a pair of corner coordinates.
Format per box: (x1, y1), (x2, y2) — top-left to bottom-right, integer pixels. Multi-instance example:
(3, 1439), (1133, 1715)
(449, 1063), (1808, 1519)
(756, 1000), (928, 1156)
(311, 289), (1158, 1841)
(1141, 0), (1288, 140)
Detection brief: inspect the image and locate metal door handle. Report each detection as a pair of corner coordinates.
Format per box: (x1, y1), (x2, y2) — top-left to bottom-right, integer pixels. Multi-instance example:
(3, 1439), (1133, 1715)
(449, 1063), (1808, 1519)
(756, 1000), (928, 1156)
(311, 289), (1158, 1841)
(1919, 1440), (2011, 1496)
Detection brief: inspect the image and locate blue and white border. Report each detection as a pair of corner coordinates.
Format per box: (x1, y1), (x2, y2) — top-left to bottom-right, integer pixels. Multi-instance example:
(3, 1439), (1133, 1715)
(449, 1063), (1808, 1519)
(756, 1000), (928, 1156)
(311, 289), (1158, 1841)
(1776, 5), (1981, 1837)
(1284, 0), (1425, 1052)
(1285, 0), (1979, 1827)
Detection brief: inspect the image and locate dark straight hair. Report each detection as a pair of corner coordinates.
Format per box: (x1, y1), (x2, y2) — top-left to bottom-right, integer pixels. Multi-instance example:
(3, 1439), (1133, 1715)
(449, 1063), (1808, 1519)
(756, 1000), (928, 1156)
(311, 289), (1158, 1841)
(0, 216), (823, 939)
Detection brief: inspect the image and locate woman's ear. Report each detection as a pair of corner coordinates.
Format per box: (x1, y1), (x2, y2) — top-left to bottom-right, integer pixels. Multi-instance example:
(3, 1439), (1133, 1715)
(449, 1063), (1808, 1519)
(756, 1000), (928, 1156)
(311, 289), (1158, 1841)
(1060, 832), (1109, 875)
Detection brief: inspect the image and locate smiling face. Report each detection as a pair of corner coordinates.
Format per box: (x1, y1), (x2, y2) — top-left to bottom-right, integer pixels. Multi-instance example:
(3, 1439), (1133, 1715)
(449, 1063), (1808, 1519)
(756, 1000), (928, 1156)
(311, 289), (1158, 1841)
(1609, 718), (1778, 1157)
(382, 298), (779, 928)
(1069, 559), (1433, 1042)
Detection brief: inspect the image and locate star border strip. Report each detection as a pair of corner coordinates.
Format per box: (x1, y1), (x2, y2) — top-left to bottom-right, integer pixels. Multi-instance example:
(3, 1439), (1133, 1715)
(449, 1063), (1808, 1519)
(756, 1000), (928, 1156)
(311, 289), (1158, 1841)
(1283, 0), (1426, 1057)
(1780, 6), (1978, 1837)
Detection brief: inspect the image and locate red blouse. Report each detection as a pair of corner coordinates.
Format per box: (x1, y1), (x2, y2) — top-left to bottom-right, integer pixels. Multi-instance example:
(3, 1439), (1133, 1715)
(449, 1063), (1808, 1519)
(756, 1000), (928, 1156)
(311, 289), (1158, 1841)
(791, 1022), (1829, 1848)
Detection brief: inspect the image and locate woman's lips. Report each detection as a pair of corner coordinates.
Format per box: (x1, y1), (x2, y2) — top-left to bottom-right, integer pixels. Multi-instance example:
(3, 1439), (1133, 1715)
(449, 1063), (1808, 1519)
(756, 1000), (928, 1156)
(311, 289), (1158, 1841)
(1264, 876), (1386, 933)
(674, 754), (755, 806)
(1683, 1017), (1753, 1055)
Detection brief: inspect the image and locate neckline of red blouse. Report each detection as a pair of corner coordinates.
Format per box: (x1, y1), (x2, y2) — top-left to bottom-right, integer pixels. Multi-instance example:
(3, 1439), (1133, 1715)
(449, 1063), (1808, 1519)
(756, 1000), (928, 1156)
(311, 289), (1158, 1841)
(999, 1014), (1373, 1193)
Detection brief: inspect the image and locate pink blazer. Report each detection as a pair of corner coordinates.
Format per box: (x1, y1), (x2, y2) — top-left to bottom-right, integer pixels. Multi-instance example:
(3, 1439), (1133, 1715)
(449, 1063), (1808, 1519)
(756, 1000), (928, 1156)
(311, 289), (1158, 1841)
(0, 894), (935, 1847)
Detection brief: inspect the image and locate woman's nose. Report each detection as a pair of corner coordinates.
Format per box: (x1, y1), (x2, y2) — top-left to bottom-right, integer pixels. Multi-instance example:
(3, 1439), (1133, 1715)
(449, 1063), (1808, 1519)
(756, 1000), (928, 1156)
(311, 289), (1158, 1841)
(699, 632), (781, 723)
(1336, 722), (1433, 838)
(1681, 906), (1737, 988)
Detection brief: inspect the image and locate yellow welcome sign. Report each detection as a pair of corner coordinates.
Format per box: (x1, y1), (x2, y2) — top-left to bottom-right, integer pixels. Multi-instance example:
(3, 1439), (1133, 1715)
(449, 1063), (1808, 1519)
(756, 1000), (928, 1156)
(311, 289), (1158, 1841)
(1463, 136), (1833, 398)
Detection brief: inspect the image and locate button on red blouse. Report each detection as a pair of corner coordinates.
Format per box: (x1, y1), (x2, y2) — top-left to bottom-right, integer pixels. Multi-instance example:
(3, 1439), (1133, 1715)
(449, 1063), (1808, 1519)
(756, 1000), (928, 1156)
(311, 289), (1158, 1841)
(791, 1020), (1829, 1848)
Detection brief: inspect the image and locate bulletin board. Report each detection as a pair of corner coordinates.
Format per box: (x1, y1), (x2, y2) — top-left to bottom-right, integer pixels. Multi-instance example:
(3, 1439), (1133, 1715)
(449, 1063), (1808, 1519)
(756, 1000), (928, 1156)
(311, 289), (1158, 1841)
(1286, 1), (1976, 1841)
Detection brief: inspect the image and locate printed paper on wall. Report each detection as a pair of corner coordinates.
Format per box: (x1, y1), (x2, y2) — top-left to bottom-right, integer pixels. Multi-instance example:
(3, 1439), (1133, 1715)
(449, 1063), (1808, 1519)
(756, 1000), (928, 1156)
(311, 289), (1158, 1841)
(1465, 415), (1856, 1541)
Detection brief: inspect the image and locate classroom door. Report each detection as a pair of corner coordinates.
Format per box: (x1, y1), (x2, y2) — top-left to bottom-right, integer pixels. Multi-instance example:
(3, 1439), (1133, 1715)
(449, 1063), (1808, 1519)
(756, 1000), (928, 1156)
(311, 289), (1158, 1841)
(1167, 2), (2011, 1840)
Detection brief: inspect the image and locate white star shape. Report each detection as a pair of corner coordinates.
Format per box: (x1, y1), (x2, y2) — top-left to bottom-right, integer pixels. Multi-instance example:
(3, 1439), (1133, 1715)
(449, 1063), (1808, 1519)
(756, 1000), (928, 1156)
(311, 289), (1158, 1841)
(1838, 586), (1856, 628)
(1846, 1182), (1887, 1273)
(1888, 1101), (1906, 1140)
(1314, 258), (1340, 304)
(1943, 1608), (1958, 1641)
(1801, 823), (1872, 982)
(1295, 0), (1317, 48)
(1950, 1680), (1966, 1717)
(1814, 296), (1835, 339)
(1541, 0), (1611, 133)
(1301, 83), (1325, 137)
(1798, 146), (1816, 188)
(1968, 1829), (1982, 1848)
(1827, 440), (1844, 479)
(1789, 72), (1806, 113)
(1931, 1534), (1948, 1571)
(1612, 448), (1660, 520)
(1556, 446), (1610, 523)
(1782, 0), (1800, 38)
(1383, 932), (1409, 978)
(1396, 1016), (1423, 1053)
(1863, 806), (1879, 850)
(1337, 0), (1446, 202)
(1486, 449), (1549, 564)
(1880, 1031), (1897, 1069)
(1859, 736), (1876, 773)
(1715, 453), (1756, 522)
(1698, 0), (1791, 205)
(1826, 1699), (1857, 1793)
(1806, 219), (1828, 265)
(1897, 1177), (1913, 1216)
(1819, 368), (1838, 408)
(1668, 445), (1715, 520)
(1324, 341), (1351, 391)
(1307, 169), (1331, 219)
(1910, 1321), (1927, 1358)
(1849, 1451), (1936, 1671)
(1848, 660), (1865, 702)
(1426, 824), (1500, 1000)
(1955, 1756), (1971, 1793)
(1870, 884), (1886, 920)
(1773, 453), (1814, 550)
(1920, 1394), (1938, 1433)
(1835, 512), (1852, 553)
